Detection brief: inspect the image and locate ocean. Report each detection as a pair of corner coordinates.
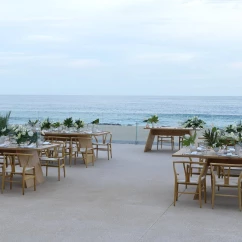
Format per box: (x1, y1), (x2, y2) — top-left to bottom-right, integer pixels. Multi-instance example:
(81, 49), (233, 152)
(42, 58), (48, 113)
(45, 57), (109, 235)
(0, 95), (241, 128)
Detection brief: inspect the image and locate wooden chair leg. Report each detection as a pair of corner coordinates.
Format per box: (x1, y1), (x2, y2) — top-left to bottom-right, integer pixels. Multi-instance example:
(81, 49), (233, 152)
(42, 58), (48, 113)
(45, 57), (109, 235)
(10, 174), (13, 190)
(110, 145), (112, 158)
(107, 146), (110, 160)
(199, 184), (202, 208)
(96, 145), (99, 158)
(46, 166), (48, 176)
(212, 184), (215, 209)
(174, 182), (177, 206)
(176, 184), (179, 201)
(22, 175), (25, 195)
(63, 162), (66, 178)
(58, 160), (60, 181)
(1, 165), (5, 194)
(33, 168), (36, 191)
(238, 185), (241, 211)
(204, 180), (207, 203)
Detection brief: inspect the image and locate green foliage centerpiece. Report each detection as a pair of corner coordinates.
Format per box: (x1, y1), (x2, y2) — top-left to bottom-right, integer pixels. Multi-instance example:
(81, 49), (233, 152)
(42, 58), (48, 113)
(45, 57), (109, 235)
(203, 127), (221, 147)
(182, 132), (197, 147)
(75, 119), (84, 129)
(182, 116), (206, 129)
(41, 118), (52, 130)
(52, 122), (61, 129)
(143, 115), (159, 128)
(28, 119), (39, 128)
(63, 117), (74, 128)
(91, 118), (99, 125)
(0, 111), (11, 136)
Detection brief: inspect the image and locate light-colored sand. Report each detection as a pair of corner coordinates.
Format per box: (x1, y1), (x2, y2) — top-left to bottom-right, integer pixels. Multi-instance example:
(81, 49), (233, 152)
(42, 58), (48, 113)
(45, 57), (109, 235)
(1, 144), (241, 242)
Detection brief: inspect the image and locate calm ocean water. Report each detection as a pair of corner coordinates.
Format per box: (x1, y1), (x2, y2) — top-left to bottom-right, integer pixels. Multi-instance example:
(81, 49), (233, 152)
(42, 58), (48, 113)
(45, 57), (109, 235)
(0, 95), (241, 127)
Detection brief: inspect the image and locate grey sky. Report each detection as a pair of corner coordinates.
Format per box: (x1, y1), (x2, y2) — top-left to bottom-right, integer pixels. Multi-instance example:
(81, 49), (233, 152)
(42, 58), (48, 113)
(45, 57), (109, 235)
(0, 0), (242, 95)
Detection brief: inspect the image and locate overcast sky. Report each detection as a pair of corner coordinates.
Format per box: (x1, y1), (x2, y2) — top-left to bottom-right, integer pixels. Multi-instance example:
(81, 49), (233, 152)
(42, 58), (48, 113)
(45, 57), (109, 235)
(0, 0), (242, 95)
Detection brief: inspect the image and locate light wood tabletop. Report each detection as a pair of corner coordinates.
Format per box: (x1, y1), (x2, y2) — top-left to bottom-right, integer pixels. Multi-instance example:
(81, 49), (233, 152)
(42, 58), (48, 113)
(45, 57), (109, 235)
(172, 148), (242, 164)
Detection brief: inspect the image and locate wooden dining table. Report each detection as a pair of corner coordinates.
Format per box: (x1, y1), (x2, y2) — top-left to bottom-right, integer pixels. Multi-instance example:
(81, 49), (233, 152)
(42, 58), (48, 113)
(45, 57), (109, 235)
(172, 148), (242, 199)
(144, 127), (193, 152)
(43, 131), (110, 165)
(0, 143), (59, 188)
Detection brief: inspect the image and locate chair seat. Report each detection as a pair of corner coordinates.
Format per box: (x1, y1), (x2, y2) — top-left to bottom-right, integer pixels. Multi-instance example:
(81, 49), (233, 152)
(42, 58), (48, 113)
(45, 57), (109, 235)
(72, 147), (93, 153)
(92, 142), (111, 146)
(215, 178), (239, 186)
(6, 166), (34, 173)
(40, 157), (64, 162)
(178, 175), (205, 184)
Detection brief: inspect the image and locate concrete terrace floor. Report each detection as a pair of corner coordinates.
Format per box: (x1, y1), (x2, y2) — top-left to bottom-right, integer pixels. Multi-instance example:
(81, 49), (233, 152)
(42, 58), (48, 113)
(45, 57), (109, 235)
(1, 144), (242, 242)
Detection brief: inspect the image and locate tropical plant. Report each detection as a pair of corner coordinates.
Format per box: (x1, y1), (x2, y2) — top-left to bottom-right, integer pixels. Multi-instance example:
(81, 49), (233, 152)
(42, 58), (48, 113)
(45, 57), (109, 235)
(91, 118), (99, 124)
(63, 117), (73, 128)
(0, 111), (11, 136)
(52, 122), (61, 128)
(203, 127), (221, 147)
(28, 119), (39, 127)
(182, 131), (197, 146)
(41, 118), (52, 130)
(143, 115), (159, 124)
(74, 119), (84, 129)
(182, 116), (206, 129)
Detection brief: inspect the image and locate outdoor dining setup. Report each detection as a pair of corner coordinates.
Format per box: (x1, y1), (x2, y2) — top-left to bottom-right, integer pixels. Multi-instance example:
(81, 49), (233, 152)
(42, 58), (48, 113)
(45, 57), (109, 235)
(0, 112), (112, 195)
(144, 115), (242, 210)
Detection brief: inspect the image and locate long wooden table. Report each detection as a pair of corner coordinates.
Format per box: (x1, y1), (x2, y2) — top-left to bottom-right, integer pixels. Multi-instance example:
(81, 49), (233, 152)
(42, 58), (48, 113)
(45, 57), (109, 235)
(144, 127), (192, 152)
(44, 131), (110, 165)
(0, 144), (59, 187)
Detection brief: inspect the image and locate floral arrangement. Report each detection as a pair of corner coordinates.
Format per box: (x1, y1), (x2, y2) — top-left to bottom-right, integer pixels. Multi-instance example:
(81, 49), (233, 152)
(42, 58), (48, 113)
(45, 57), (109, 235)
(52, 122), (61, 128)
(91, 118), (99, 124)
(11, 125), (37, 145)
(63, 117), (73, 128)
(41, 118), (52, 130)
(74, 119), (84, 129)
(182, 116), (206, 129)
(182, 131), (197, 146)
(0, 111), (11, 136)
(143, 115), (159, 124)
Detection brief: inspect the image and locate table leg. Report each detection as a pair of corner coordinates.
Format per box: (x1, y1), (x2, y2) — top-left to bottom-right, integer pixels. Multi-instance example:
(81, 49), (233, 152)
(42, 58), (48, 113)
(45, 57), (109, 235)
(23, 150), (45, 188)
(144, 131), (155, 152)
(69, 139), (72, 167)
(193, 162), (208, 200)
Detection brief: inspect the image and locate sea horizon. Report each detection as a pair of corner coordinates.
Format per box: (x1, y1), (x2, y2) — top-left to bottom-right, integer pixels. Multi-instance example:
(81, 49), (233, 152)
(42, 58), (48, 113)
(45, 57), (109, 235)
(0, 95), (241, 127)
